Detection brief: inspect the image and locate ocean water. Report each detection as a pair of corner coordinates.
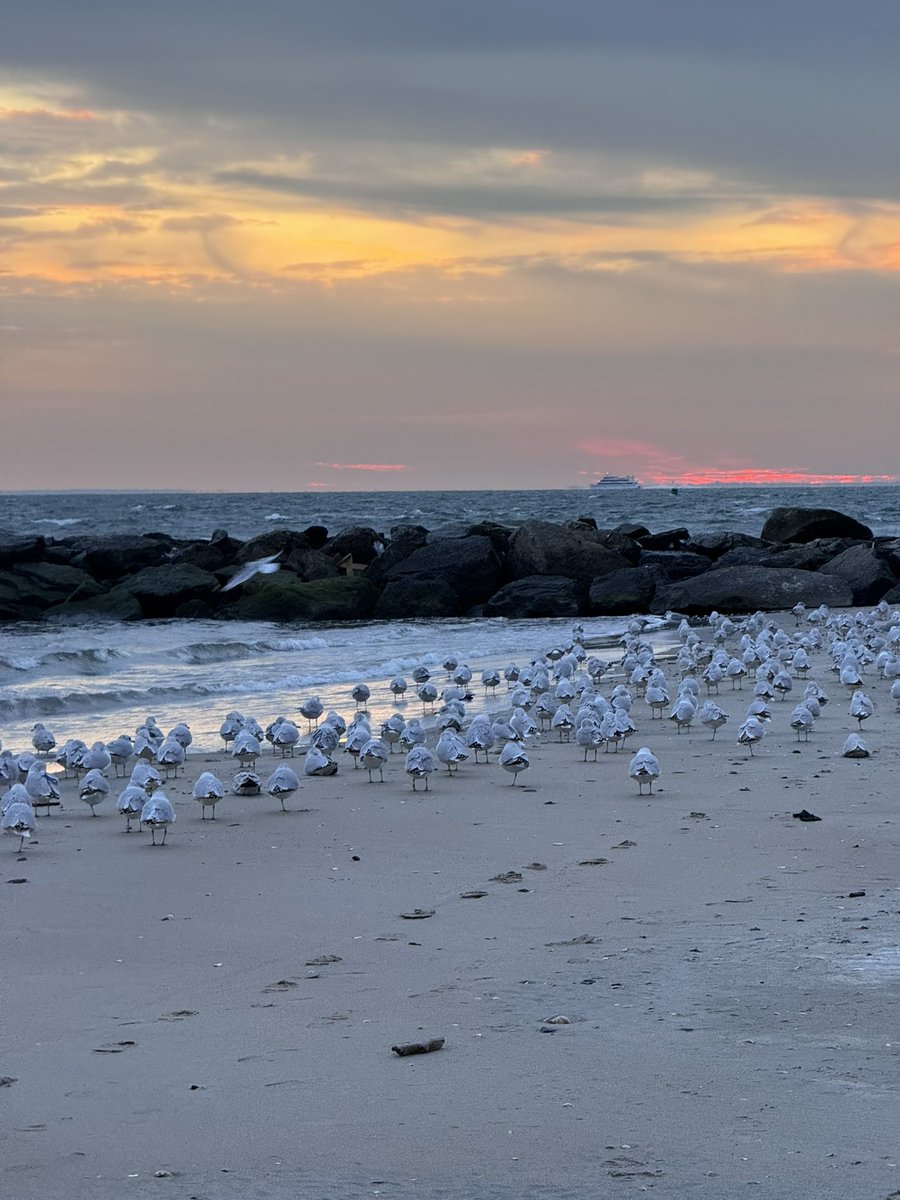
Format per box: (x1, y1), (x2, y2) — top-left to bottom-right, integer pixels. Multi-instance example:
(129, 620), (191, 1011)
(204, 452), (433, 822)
(0, 484), (892, 756)
(1, 483), (898, 542)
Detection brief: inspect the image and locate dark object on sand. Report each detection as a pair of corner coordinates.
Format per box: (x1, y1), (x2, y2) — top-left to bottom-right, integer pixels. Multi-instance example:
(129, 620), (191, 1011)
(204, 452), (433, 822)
(460, 890), (488, 899)
(392, 1038), (445, 1057)
(847, 890), (866, 898)
(400, 908), (435, 919)
(793, 809), (822, 822)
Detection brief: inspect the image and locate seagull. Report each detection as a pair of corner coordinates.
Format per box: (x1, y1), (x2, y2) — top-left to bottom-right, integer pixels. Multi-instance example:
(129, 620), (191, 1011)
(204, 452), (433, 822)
(129, 762), (162, 794)
(31, 723), (56, 755)
(380, 713), (406, 752)
(435, 729), (468, 774)
(789, 704), (815, 741)
(668, 695), (696, 734)
(192, 771), (225, 819)
(849, 689), (874, 729)
(24, 762), (60, 813)
(698, 700), (728, 740)
(351, 683), (371, 710)
(359, 738), (390, 782)
(117, 784), (148, 832)
(79, 769), (110, 815)
(465, 718), (495, 763)
(221, 553), (281, 592)
(107, 735), (135, 777)
(2, 795), (36, 852)
(141, 791), (175, 845)
(399, 719), (427, 751)
(344, 724), (372, 768)
(405, 745), (436, 791)
(628, 746), (661, 794)
(156, 737), (186, 779)
(304, 746), (338, 776)
(232, 770), (261, 795)
(169, 722), (193, 750)
(390, 676), (408, 697)
(231, 729), (261, 766)
(266, 765), (300, 811)
(417, 682), (439, 712)
(576, 718), (604, 761)
(272, 719), (301, 757)
(842, 732), (870, 758)
(299, 697), (324, 728)
(498, 741), (529, 784)
(219, 712), (245, 747)
(310, 723), (341, 755)
(737, 716), (766, 755)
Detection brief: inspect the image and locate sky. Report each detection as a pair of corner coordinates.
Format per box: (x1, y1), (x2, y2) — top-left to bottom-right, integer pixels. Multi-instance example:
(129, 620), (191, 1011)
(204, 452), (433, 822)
(2, 1), (899, 490)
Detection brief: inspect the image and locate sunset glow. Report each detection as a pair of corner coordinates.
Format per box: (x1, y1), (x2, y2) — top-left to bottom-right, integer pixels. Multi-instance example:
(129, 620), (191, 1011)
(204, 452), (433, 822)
(2, 6), (899, 490)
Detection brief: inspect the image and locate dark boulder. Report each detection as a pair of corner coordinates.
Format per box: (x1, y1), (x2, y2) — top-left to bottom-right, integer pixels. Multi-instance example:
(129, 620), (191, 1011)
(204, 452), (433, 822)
(224, 575), (379, 622)
(657, 565), (853, 615)
(282, 547), (342, 582)
(758, 538), (859, 571)
(170, 540), (237, 573)
(684, 532), (769, 560)
(113, 564), (220, 618)
(484, 576), (584, 618)
(712, 546), (773, 570)
(373, 578), (462, 619)
(0, 535), (46, 568)
(588, 567), (657, 615)
(68, 535), (175, 581)
(613, 522), (650, 540)
(819, 544), (897, 604)
(45, 590), (143, 622)
(323, 526), (382, 566)
(235, 529), (311, 564)
(507, 521), (631, 585)
(567, 516), (598, 532)
(463, 521), (513, 554)
(639, 550), (711, 581)
(380, 536), (503, 610)
(760, 506), (872, 544)
(639, 527), (690, 551)
(6, 562), (104, 607)
(365, 525), (429, 586)
(302, 525), (329, 551)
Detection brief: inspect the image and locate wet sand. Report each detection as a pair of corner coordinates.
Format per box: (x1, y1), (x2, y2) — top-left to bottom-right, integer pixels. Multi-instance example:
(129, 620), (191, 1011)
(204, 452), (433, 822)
(4, 613), (900, 1199)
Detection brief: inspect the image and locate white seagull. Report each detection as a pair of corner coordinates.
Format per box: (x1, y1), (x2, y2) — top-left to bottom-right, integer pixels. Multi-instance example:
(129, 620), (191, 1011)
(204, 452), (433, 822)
(141, 791), (175, 845)
(221, 553), (281, 592)
(192, 771), (225, 819)
(628, 746), (661, 794)
(266, 765), (300, 811)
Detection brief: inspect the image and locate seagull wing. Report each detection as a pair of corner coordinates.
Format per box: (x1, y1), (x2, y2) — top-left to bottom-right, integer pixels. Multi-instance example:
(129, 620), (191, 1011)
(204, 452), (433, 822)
(222, 554), (281, 592)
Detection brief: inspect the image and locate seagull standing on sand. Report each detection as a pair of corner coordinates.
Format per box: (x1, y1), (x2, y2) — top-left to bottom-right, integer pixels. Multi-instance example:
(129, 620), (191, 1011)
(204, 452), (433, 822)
(117, 784), (148, 832)
(498, 741), (529, 783)
(141, 791), (175, 845)
(698, 700), (728, 740)
(31, 724), (56, 755)
(405, 745), (436, 791)
(304, 746), (338, 776)
(737, 716), (766, 755)
(24, 762), (60, 813)
(266, 765), (300, 811)
(628, 746), (661, 794)
(107, 735), (135, 777)
(2, 795), (36, 851)
(192, 771), (225, 819)
(79, 769), (110, 815)
(359, 738), (389, 782)
(849, 689), (874, 729)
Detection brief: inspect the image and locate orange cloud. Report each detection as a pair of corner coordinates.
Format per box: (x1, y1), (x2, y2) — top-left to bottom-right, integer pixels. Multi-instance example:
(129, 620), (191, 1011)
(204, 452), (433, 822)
(314, 462), (410, 472)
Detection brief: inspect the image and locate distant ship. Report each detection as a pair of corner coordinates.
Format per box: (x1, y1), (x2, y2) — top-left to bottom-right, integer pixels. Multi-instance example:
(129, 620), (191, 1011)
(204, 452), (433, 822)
(589, 474), (641, 489)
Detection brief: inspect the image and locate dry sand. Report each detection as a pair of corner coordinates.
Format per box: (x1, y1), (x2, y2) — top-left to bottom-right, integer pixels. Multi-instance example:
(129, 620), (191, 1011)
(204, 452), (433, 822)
(4, 612), (900, 1200)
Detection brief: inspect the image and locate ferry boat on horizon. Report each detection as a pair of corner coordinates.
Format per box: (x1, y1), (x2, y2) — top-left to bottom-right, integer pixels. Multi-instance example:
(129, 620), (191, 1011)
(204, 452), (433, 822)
(589, 473), (641, 489)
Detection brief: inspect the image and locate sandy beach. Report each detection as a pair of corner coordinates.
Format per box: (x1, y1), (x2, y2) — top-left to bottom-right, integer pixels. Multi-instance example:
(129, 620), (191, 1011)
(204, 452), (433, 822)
(4, 611), (900, 1200)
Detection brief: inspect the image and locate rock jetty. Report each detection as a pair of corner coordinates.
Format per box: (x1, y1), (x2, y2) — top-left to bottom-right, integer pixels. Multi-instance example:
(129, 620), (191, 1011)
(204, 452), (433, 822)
(0, 505), (896, 624)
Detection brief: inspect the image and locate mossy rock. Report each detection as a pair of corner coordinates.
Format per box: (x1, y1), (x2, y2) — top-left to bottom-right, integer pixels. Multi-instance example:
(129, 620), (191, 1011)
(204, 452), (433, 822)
(224, 574), (379, 622)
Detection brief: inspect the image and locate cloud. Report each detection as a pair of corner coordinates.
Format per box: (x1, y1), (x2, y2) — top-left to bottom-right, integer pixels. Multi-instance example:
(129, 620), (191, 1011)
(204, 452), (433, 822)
(314, 462), (410, 472)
